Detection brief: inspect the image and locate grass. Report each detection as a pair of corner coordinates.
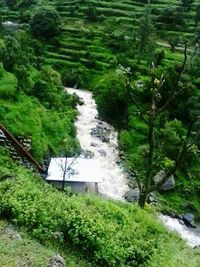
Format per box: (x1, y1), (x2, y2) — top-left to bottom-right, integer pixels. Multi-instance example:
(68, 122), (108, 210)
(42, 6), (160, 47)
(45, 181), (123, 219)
(0, 219), (93, 267)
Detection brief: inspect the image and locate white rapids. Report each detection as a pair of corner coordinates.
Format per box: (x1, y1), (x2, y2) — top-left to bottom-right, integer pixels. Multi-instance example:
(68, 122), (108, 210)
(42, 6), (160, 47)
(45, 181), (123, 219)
(66, 87), (129, 200)
(160, 214), (200, 248)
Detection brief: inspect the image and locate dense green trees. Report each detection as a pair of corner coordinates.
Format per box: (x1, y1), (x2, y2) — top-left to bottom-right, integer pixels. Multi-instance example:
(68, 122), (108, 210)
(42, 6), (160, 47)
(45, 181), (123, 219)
(158, 7), (184, 28)
(31, 66), (69, 110)
(94, 70), (129, 127)
(0, 22), (78, 160)
(30, 7), (61, 39)
(194, 4), (200, 27)
(137, 4), (156, 64)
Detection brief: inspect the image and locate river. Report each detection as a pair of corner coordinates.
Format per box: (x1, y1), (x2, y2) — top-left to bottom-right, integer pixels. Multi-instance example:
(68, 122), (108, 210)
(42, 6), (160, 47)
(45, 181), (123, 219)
(66, 87), (129, 200)
(66, 87), (200, 248)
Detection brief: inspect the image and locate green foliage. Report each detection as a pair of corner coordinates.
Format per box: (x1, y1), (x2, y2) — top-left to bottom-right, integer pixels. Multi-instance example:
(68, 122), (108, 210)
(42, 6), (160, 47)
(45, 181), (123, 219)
(0, 64), (17, 99)
(0, 219), (93, 267)
(94, 70), (129, 127)
(158, 7), (185, 27)
(0, 92), (78, 160)
(137, 3), (156, 64)
(31, 65), (66, 110)
(30, 6), (61, 39)
(85, 4), (98, 22)
(0, 166), (199, 266)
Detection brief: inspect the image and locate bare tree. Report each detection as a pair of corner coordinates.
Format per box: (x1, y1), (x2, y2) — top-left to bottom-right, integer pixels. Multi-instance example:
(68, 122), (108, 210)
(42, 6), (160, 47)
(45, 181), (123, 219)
(59, 156), (78, 191)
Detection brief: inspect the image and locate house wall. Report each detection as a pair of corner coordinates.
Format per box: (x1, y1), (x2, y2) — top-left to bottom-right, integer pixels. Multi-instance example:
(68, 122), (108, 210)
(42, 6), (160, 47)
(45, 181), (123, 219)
(46, 180), (99, 193)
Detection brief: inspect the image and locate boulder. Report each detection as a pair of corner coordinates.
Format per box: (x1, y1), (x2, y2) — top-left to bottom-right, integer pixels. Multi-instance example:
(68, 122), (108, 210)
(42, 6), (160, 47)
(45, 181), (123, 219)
(182, 213), (195, 226)
(90, 124), (110, 143)
(48, 254), (66, 267)
(101, 136), (110, 143)
(82, 150), (94, 159)
(148, 192), (157, 204)
(154, 170), (175, 191)
(124, 188), (140, 203)
(98, 149), (107, 157)
(160, 176), (175, 191)
(91, 142), (99, 147)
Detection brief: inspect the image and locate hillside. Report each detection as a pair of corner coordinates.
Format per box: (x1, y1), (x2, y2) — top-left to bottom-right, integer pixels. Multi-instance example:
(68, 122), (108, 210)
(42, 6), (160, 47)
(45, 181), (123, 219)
(0, 0), (199, 88)
(1, 0), (200, 266)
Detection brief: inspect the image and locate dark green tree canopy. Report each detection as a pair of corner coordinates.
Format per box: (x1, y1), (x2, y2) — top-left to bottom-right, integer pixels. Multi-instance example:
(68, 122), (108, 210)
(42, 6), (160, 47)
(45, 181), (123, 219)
(30, 6), (61, 39)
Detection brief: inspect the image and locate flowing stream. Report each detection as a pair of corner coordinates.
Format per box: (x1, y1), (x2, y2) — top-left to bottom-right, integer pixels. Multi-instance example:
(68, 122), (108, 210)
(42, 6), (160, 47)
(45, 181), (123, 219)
(66, 87), (200, 248)
(160, 215), (200, 248)
(66, 87), (129, 200)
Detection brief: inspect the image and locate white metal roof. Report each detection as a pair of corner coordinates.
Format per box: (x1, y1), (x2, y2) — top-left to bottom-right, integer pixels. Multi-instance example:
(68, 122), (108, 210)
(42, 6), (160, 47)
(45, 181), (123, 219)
(46, 157), (102, 183)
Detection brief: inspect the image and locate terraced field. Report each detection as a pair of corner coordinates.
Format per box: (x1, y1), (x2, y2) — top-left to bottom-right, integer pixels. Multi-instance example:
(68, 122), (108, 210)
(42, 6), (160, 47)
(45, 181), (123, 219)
(0, 0), (199, 87)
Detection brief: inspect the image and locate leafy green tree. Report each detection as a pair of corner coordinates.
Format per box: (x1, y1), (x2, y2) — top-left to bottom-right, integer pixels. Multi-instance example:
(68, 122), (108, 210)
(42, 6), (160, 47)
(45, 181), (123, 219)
(18, 0), (37, 8)
(137, 3), (156, 64)
(94, 70), (129, 127)
(194, 4), (200, 28)
(180, 0), (194, 11)
(5, 0), (17, 9)
(85, 4), (98, 22)
(30, 7), (61, 39)
(31, 66), (67, 110)
(158, 7), (184, 28)
(121, 47), (200, 208)
(165, 34), (181, 52)
(2, 35), (21, 72)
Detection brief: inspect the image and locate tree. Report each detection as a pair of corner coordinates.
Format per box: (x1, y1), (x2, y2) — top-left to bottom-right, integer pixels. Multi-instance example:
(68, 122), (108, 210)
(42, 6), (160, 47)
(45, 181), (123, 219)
(30, 7), (61, 39)
(5, 0), (17, 9)
(180, 0), (194, 11)
(94, 70), (129, 127)
(137, 3), (156, 64)
(85, 4), (98, 22)
(158, 7), (184, 28)
(31, 66), (66, 110)
(121, 46), (200, 208)
(194, 4), (200, 28)
(165, 34), (181, 52)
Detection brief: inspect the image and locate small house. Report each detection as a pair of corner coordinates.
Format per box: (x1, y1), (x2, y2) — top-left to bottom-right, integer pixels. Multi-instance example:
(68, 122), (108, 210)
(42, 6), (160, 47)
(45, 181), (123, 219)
(46, 157), (102, 193)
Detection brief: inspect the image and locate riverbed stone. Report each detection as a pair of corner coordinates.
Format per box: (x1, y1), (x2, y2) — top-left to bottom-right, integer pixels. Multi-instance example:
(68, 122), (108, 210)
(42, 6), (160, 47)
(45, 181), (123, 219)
(90, 124), (110, 143)
(182, 213), (195, 225)
(98, 149), (107, 157)
(124, 188), (140, 202)
(48, 254), (66, 267)
(82, 150), (94, 159)
(91, 142), (99, 147)
(148, 192), (157, 204)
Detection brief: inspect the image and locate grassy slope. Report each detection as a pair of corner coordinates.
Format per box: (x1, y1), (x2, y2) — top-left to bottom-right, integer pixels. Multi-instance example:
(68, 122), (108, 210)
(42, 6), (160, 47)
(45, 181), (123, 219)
(0, 54), (78, 161)
(0, 156), (200, 266)
(0, 220), (93, 267)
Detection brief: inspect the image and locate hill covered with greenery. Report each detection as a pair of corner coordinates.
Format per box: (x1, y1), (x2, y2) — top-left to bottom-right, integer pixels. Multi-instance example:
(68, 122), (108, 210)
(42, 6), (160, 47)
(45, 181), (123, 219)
(1, 0), (200, 266)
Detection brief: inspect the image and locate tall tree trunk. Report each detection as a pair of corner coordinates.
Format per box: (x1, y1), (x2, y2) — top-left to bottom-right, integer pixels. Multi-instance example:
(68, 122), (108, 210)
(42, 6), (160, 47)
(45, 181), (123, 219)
(138, 190), (148, 208)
